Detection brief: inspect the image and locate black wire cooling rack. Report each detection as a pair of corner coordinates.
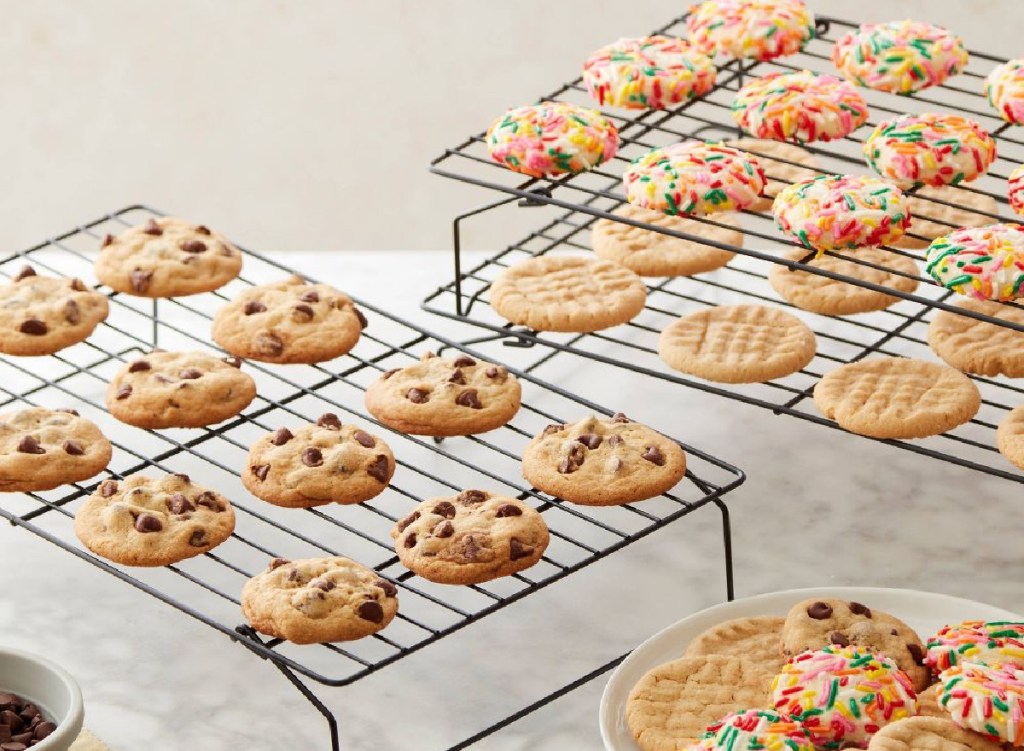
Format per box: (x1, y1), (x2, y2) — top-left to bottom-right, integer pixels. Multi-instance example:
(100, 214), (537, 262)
(424, 12), (1024, 487)
(0, 205), (744, 750)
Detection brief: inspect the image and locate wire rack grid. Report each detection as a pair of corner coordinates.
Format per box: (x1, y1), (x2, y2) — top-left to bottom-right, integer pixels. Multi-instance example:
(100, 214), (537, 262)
(423, 12), (1024, 486)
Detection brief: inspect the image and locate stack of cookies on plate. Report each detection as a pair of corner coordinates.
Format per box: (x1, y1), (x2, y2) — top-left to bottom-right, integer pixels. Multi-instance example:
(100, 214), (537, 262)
(627, 597), (1024, 750)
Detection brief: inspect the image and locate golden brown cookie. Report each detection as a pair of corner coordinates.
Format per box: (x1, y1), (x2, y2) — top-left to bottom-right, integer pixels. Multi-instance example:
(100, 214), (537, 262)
(868, 716), (1003, 751)
(0, 407), (112, 492)
(489, 255), (647, 332)
(723, 138), (820, 212)
(813, 357), (981, 439)
(768, 246), (920, 316)
(927, 299), (1024, 377)
(684, 616), (786, 675)
(997, 406), (1024, 471)
(659, 305), (816, 383)
(916, 684), (946, 719)
(893, 186), (1001, 251)
(590, 205), (739, 277)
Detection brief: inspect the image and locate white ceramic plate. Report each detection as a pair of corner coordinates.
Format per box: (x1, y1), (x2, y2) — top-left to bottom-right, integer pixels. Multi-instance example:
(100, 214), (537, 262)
(599, 586), (1023, 751)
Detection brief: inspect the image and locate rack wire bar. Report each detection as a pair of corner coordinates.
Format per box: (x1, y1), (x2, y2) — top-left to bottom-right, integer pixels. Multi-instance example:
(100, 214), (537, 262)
(0, 206), (744, 749)
(424, 12), (1024, 487)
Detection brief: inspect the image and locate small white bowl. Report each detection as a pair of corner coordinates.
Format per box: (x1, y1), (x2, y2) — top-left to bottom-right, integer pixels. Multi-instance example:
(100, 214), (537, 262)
(0, 646), (84, 750)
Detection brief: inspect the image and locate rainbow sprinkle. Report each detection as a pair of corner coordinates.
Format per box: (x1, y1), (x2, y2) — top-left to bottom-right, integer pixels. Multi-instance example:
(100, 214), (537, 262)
(939, 662), (1024, 744)
(926, 224), (1024, 301)
(985, 59), (1024, 124)
(485, 101), (619, 178)
(622, 141), (766, 216)
(688, 709), (814, 751)
(582, 36), (716, 110)
(687, 0), (814, 62)
(927, 621), (1024, 672)
(1009, 164), (1024, 216)
(772, 174), (910, 252)
(863, 113), (996, 188)
(732, 70), (868, 144)
(832, 19), (968, 94)
(771, 647), (917, 750)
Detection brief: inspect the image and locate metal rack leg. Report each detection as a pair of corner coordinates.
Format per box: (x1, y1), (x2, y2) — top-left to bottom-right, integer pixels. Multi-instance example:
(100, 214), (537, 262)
(713, 498), (734, 602)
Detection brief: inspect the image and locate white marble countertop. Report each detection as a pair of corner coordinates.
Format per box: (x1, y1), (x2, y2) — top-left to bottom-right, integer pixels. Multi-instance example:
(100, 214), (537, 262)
(2, 249), (1022, 751)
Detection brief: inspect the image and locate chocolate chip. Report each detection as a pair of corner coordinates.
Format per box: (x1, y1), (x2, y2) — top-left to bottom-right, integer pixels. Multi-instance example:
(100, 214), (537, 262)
(180, 240), (206, 253)
(453, 356), (476, 367)
(56, 407), (79, 416)
(357, 600), (384, 624)
(1, 741), (26, 750)
(62, 439), (84, 455)
(848, 602), (871, 618)
(432, 501), (456, 518)
(381, 368), (399, 380)
(292, 303), (315, 321)
(577, 433), (602, 449)
(70, 278), (87, 291)
(890, 628), (899, 636)
(270, 427), (293, 445)
(354, 306), (368, 329)
(188, 529), (208, 547)
(607, 434), (623, 447)
(99, 479), (118, 496)
(244, 301), (266, 315)
(301, 447), (323, 467)
(179, 368), (202, 379)
(130, 269), (152, 293)
(611, 412), (630, 423)
(35, 722), (56, 741)
(458, 489), (487, 504)
(557, 457), (577, 474)
(907, 643), (925, 665)
(642, 446), (665, 466)
(353, 430), (375, 447)
(194, 225), (211, 235)
(194, 491), (225, 512)
(268, 557), (290, 570)
(366, 454), (389, 482)
(18, 319), (46, 336)
(128, 359), (151, 372)
(448, 369), (466, 385)
(568, 444), (586, 465)
(101, 233), (115, 247)
(829, 631), (850, 647)
(223, 356), (242, 368)
(300, 290), (319, 303)
(168, 493), (195, 514)
(396, 511), (420, 532)
(63, 299), (81, 324)
(12, 266), (34, 282)
(313, 579), (335, 592)
(495, 504), (522, 518)
(455, 389), (482, 409)
(404, 532), (417, 548)
(316, 413), (342, 430)
(807, 601), (833, 620)
(252, 464), (270, 481)
(406, 388), (429, 403)
(485, 366), (503, 379)
(543, 424), (565, 435)
(134, 513), (163, 533)
(287, 568), (301, 582)
(509, 537), (534, 561)
(16, 436), (43, 454)
(433, 520), (454, 538)
(142, 218), (163, 235)
(174, 473), (191, 484)
(375, 578), (397, 597)
(256, 332), (284, 356)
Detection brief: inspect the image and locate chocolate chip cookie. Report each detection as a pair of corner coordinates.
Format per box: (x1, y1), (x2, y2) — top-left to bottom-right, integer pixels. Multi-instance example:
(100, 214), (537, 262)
(241, 556), (398, 644)
(74, 473), (235, 567)
(95, 217), (242, 297)
(781, 597), (930, 691)
(391, 490), (549, 584)
(243, 414), (395, 507)
(521, 414), (686, 505)
(106, 350), (257, 429)
(364, 352), (521, 436)
(0, 407), (112, 492)
(0, 266), (109, 356)
(211, 275), (365, 364)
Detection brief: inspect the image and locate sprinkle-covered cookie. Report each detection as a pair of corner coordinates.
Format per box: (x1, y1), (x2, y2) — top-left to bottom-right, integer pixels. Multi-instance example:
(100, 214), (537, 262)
(485, 101), (619, 177)
(926, 621), (1024, 672)
(521, 413), (687, 506)
(832, 20), (968, 94)
(723, 139), (821, 213)
(1009, 164), (1024, 216)
(390, 490), (549, 585)
(106, 350), (257, 429)
(0, 267), (109, 356)
(686, 0), (815, 61)
(0, 407), (112, 492)
(925, 224), (1024, 302)
(684, 616), (787, 676)
(688, 709), (814, 751)
(867, 716), (1004, 751)
(997, 406), (1024, 472)
(364, 352), (521, 436)
(985, 59), (1024, 125)
(243, 414), (395, 507)
(732, 71), (868, 144)
(241, 556), (398, 644)
(95, 217), (242, 297)
(927, 299), (1024, 378)
(74, 473), (235, 567)
(938, 662), (1024, 745)
(212, 275), (366, 364)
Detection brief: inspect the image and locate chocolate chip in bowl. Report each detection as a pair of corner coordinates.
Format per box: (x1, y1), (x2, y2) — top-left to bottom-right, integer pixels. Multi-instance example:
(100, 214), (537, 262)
(0, 646), (83, 750)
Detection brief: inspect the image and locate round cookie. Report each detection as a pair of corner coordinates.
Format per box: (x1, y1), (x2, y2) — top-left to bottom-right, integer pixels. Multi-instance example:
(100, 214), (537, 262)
(813, 357), (981, 439)
(489, 255), (646, 332)
(686, 0), (814, 61)
(915, 685), (947, 719)
(689, 709), (814, 751)
(938, 662), (1024, 745)
(364, 352), (521, 436)
(623, 142), (767, 216)
(212, 275), (365, 364)
(626, 655), (774, 751)
(927, 299), (1024, 377)
(659, 305), (816, 384)
(926, 621), (1024, 672)
(583, 36), (716, 109)
(773, 175), (911, 252)
(893, 186), (1000, 251)
(95, 217), (242, 297)
(781, 597), (930, 692)
(0, 267), (109, 356)
(485, 101), (619, 177)
(521, 413), (687, 506)
(986, 59), (1024, 125)
(106, 350), (257, 429)
(997, 406), (1024, 472)
(863, 113), (996, 189)
(731, 71), (869, 144)
(723, 139), (820, 212)
(591, 205), (740, 277)
(769, 246), (920, 316)
(0, 407), (111, 493)
(868, 717), (1004, 751)
(390, 490), (549, 585)
(772, 647), (918, 749)
(684, 616), (787, 676)
(925, 224), (1024, 302)
(74, 473), (235, 567)
(243, 414), (395, 508)
(241, 556), (398, 644)
(832, 20), (968, 94)
(1009, 164), (1024, 216)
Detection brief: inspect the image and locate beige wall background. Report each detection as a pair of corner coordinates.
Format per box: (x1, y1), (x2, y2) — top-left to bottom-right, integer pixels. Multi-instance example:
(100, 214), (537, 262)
(1, 0), (1018, 252)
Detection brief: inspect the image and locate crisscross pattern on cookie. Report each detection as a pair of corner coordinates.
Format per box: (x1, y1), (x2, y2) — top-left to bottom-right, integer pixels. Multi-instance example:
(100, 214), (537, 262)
(997, 406), (1024, 471)
(928, 299), (1024, 377)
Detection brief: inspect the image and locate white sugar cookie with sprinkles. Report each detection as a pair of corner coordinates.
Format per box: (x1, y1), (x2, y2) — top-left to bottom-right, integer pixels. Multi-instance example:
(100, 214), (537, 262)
(772, 175), (910, 253)
(731, 71), (868, 144)
(832, 20), (968, 94)
(1009, 164), (1024, 216)
(925, 224), (1024, 302)
(485, 101), (619, 178)
(583, 36), (715, 109)
(691, 709), (814, 751)
(986, 59), (1024, 124)
(686, 0), (814, 61)
(939, 662), (1024, 744)
(623, 142), (766, 216)
(926, 621), (1024, 672)
(863, 113), (996, 189)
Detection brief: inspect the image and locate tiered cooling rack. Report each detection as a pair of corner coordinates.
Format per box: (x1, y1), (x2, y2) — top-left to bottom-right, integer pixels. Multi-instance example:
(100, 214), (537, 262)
(0, 206), (744, 750)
